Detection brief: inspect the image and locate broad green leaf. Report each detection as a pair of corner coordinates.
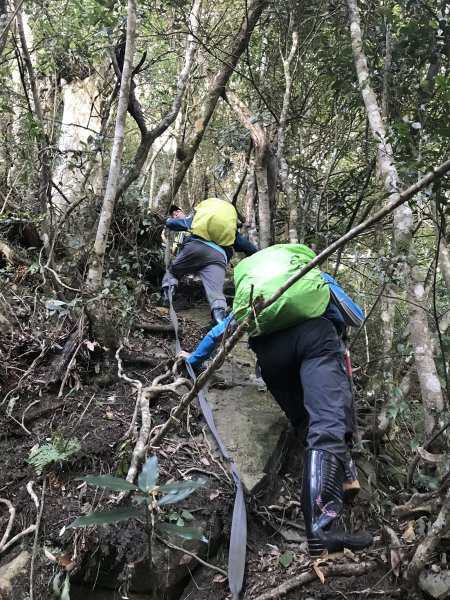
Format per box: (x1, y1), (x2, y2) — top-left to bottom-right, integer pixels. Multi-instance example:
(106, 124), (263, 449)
(78, 474), (138, 492)
(158, 523), (207, 543)
(60, 574), (71, 600)
(181, 510), (194, 521)
(69, 507), (140, 528)
(157, 479), (205, 506)
(279, 550), (294, 568)
(138, 455), (159, 492)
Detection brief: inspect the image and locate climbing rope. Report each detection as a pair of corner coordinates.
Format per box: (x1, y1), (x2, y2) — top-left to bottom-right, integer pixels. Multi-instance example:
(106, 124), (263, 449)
(164, 234), (247, 600)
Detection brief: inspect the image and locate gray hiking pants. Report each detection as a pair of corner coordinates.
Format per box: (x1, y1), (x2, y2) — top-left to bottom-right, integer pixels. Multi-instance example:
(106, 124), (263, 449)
(248, 317), (356, 465)
(162, 239), (227, 311)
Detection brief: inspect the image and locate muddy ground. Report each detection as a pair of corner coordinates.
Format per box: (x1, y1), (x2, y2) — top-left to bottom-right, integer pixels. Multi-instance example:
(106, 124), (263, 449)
(0, 280), (439, 600)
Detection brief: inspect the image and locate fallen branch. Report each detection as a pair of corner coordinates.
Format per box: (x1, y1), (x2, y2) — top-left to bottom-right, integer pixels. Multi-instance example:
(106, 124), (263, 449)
(252, 561), (377, 600)
(406, 487), (450, 583)
(133, 321), (178, 333)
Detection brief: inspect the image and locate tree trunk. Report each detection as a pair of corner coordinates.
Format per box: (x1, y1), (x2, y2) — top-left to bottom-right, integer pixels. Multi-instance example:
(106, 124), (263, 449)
(86, 0), (137, 293)
(0, 0), (9, 56)
(52, 75), (104, 222)
(224, 90), (273, 248)
(277, 22), (298, 243)
(15, 0), (51, 250)
(244, 166), (258, 248)
(347, 0), (445, 442)
(115, 0), (200, 207)
(156, 0), (268, 211)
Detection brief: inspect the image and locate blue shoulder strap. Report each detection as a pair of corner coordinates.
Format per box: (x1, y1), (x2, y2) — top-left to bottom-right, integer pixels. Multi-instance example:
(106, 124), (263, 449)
(321, 272), (365, 328)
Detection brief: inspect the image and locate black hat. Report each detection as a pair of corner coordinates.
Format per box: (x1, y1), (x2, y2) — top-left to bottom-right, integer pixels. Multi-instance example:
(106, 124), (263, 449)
(169, 204), (182, 214)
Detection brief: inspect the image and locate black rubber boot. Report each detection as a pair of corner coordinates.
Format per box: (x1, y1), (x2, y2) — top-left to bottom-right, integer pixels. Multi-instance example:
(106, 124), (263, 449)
(159, 285), (177, 308)
(211, 307), (227, 324)
(301, 449), (373, 558)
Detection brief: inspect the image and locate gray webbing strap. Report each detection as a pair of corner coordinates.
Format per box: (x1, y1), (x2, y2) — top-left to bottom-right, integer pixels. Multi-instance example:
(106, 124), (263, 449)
(163, 233), (247, 599)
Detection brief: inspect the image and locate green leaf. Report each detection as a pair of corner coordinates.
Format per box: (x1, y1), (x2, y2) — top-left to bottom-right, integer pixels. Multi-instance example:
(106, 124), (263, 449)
(78, 474), (138, 491)
(157, 479), (205, 506)
(279, 550), (294, 568)
(133, 495), (150, 505)
(181, 510), (194, 521)
(138, 455), (159, 492)
(60, 574), (71, 600)
(69, 507), (141, 527)
(158, 523), (207, 543)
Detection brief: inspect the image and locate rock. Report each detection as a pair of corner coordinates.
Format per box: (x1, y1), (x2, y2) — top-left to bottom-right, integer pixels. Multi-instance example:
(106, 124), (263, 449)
(279, 527), (305, 543)
(179, 306), (291, 495)
(204, 336), (290, 495)
(75, 512), (223, 599)
(419, 567), (450, 599)
(0, 550), (29, 596)
(205, 377), (289, 494)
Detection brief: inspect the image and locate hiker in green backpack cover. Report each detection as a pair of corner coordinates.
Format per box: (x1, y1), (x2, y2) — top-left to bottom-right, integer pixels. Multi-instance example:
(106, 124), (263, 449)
(160, 200), (257, 324)
(177, 244), (373, 558)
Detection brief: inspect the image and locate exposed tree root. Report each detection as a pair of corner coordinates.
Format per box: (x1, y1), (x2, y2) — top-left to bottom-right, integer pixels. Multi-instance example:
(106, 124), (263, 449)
(252, 561), (377, 600)
(406, 487), (450, 583)
(0, 483), (39, 554)
(115, 345), (191, 484)
(392, 492), (441, 521)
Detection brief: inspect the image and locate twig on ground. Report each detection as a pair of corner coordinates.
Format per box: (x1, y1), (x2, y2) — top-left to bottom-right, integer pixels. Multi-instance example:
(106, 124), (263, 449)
(0, 499), (15, 551)
(117, 342), (147, 442)
(29, 479), (45, 600)
(57, 340), (83, 397)
(201, 427), (232, 485)
(0, 496), (37, 554)
(157, 535), (227, 577)
(179, 467), (222, 482)
(251, 562), (377, 600)
(26, 481), (39, 510)
(267, 500), (301, 511)
(21, 400), (40, 433)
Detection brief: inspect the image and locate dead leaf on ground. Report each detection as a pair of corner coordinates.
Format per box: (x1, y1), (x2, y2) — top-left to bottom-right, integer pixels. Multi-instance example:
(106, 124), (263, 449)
(313, 560), (325, 583)
(209, 489), (220, 500)
(213, 574), (227, 583)
(401, 522), (416, 542)
(43, 547), (57, 562)
(390, 547), (403, 577)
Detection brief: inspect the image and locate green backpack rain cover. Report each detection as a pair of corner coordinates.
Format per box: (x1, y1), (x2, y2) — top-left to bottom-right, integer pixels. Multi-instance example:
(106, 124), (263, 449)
(233, 244), (330, 336)
(191, 198), (237, 246)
